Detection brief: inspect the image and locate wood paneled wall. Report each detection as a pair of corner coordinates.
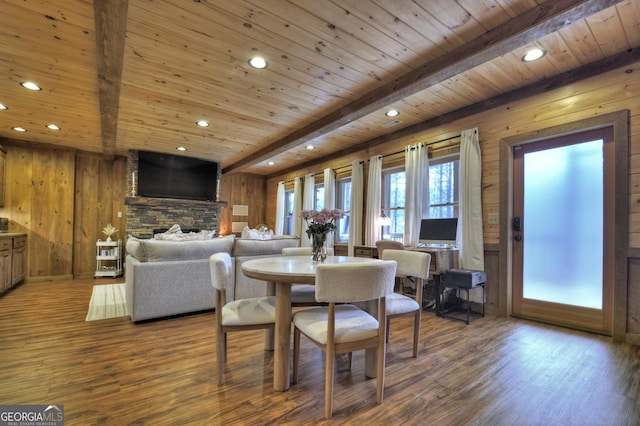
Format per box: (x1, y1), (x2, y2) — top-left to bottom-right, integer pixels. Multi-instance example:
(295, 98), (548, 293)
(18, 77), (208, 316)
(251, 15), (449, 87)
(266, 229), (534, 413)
(0, 147), (127, 280)
(265, 62), (640, 342)
(219, 173), (267, 236)
(0, 148), (268, 281)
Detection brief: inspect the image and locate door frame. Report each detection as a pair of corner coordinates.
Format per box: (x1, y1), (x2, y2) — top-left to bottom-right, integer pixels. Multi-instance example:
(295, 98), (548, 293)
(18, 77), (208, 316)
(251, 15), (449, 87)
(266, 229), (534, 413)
(498, 110), (629, 340)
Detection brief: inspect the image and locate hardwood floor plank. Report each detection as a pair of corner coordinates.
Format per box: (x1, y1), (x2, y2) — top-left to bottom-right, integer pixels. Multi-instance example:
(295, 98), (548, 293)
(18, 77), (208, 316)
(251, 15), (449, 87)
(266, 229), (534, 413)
(1, 278), (639, 425)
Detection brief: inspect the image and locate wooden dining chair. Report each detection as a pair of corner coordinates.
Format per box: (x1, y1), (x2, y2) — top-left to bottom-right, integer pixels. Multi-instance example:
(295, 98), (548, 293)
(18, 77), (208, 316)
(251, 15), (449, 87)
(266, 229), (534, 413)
(375, 239), (406, 293)
(209, 252), (276, 385)
(292, 260), (397, 419)
(380, 249), (431, 358)
(282, 246), (334, 306)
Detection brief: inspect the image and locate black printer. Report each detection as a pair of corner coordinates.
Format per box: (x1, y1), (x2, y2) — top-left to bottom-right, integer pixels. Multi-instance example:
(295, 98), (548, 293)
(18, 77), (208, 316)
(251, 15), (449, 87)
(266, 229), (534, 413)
(442, 268), (487, 289)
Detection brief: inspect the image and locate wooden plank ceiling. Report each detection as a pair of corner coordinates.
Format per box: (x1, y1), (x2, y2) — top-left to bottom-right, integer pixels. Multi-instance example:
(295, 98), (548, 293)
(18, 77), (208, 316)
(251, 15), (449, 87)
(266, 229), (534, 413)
(0, 0), (638, 176)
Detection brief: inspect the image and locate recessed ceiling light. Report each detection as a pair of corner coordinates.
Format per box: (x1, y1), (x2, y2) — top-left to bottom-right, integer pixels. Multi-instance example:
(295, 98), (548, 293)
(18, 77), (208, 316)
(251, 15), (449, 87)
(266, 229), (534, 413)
(522, 48), (546, 62)
(0, 104), (7, 110)
(46, 124), (60, 130)
(176, 146), (187, 151)
(20, 81), (42, 91)
(196, 120), (209, 127)
(385, 109), (399, 117)
(267, 161), (275, 166)
(305, 145), (315, 150)
(12, 127), (27, 132)
(248, 56), (268, 69)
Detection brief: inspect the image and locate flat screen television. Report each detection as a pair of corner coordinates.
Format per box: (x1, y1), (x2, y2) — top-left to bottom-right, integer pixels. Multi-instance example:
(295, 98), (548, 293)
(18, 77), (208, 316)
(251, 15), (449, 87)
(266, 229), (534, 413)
(419, 218), (459, 247)
(137, 151), (219, 201)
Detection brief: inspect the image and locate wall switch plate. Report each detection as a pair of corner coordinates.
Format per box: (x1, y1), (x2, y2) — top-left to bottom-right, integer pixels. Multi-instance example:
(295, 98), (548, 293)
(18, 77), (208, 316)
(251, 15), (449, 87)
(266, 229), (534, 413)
(117, 211), (123, 218)
(488, 213), (499, 225)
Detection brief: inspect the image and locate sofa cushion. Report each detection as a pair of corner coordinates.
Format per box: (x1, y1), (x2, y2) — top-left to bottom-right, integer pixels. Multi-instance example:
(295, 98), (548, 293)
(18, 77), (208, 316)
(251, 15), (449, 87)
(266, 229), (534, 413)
(126, 236), (146, 260)
(232, 237), (299, 257)
(128, 235), (235, 262)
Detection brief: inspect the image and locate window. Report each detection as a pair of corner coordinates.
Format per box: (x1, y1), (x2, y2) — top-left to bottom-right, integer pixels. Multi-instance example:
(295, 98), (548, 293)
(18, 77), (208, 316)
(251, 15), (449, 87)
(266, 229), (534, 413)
(429, 156), (459, 218)
(380, 154), (459, 241)
(335, 178), (351, 242)
(284, 189), (295, 235)
(382, 168), (405, 242)
(314, 183), (324, 210)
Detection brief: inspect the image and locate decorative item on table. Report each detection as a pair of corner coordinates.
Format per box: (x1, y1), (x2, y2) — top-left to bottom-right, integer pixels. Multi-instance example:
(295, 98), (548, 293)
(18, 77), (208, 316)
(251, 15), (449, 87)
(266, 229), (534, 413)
(301, 208), (344, 262)
(102, 223), (118, 242)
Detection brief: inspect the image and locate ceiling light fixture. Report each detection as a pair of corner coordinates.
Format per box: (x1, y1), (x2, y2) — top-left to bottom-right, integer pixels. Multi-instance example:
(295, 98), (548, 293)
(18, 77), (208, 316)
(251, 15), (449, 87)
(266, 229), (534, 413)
(46, 124), (60, 130)
(248, 56), (268, 69)
(522, 47), (546, 62)
(20, 81), (42, 91)
(12, 127), (27, 132)
(305, 145), (315, 150)
(196, 120), (209, 127)
(267, 161), (275, 166)
(385, 109), (399, 117)
(0, 104), (7, 110)
(176, 146), (187, 151)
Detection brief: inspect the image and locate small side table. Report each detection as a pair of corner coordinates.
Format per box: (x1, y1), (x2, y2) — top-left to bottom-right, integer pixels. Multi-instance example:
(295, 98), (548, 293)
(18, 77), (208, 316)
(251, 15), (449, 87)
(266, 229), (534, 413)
(437, 269), (486, 324)
(94, 239), (123, 278)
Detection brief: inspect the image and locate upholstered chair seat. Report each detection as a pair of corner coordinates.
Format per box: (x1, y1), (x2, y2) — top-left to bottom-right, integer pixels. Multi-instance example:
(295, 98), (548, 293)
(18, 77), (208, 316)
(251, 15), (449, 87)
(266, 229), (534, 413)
(292, 260), (397, 419)
(380, 249), (431, 358)
(210, 252), (276, 385)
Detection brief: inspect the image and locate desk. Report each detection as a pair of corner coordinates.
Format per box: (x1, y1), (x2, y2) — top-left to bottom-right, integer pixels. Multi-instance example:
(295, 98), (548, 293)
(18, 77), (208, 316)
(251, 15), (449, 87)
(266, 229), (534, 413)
(241, 255), (380, 391)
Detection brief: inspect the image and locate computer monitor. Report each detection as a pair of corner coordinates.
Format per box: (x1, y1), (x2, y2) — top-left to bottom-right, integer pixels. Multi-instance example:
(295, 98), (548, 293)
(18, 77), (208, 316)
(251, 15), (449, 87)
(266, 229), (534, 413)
(418, 218), (459, 247)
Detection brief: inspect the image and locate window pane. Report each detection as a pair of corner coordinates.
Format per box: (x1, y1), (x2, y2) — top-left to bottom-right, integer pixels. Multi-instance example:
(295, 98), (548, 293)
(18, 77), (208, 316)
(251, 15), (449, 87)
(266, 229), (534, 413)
(336, 180), (351, 242)
(284, 190), (294, 235)
(429, 159), (459, 218)
(382, 171), (405, 241)
(315, 185), (324, 210)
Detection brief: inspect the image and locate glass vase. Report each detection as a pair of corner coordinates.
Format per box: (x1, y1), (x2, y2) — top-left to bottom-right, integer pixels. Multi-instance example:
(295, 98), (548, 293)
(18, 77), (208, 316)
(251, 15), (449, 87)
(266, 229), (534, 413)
(311, 233), (328, 263)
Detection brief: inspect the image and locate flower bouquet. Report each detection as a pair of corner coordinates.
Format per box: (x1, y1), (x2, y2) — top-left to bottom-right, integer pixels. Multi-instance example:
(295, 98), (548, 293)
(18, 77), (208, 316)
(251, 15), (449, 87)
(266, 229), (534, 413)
(300, 208), (344, 262)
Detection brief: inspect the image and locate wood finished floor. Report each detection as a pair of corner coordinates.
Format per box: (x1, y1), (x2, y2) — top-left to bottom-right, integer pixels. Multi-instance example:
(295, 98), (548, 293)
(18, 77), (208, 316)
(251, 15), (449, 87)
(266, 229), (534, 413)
(1, 278), (639, 425)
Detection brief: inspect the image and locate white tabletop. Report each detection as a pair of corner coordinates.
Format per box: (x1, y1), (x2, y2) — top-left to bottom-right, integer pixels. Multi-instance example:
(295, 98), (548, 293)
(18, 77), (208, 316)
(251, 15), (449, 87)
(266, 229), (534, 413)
(241, 255), (380, 282)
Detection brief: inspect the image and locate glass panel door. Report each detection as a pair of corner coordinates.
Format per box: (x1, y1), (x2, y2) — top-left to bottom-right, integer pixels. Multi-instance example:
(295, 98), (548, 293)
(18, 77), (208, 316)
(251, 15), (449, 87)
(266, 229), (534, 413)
(512, 127), (614, 333)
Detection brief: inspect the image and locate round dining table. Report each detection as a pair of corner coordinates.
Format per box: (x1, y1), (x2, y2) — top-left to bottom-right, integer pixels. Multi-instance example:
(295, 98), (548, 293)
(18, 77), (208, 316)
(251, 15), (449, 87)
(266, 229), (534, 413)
(241, 255), (381, 391)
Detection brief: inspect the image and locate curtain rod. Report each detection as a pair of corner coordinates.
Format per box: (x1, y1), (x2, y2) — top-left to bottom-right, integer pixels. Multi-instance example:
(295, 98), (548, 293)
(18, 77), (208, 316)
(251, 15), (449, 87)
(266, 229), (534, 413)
(278, 132), (463, 185)
(380, 133), (462, 159)
(279, 161), (364, 185)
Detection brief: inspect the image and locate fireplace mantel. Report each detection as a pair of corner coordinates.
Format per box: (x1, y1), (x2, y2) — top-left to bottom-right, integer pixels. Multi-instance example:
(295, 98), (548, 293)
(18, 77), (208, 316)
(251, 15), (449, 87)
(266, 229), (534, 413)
(125, 196), (228, 209)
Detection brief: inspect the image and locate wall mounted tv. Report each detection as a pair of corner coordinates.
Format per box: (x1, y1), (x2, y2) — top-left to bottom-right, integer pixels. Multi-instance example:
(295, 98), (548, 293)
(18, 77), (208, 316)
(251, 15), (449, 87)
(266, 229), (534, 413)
(137, 151), (220, 201)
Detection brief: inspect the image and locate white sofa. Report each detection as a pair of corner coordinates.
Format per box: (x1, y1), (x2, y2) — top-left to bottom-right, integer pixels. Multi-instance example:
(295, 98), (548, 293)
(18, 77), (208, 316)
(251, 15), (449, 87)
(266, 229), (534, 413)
(125, 235), (299, 322)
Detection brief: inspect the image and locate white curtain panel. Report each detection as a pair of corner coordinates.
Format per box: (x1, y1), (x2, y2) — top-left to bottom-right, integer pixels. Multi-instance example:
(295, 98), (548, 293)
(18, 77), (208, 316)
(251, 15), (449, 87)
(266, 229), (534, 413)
(404, 143), (429, 247)
(365, 155), (383, 246)
(404, 144), (429, 247)
(301, 173), (316, 247)
(293, 177), (303, 240)
(459, 127), (485, 271)
(349, 160), (364, 256)
(324, 167), (336, 243)
(275, 181), (285, 235)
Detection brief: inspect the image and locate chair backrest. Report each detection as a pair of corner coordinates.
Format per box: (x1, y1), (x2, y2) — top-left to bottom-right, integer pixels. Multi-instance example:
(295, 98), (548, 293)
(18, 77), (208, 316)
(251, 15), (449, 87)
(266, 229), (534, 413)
(282, 246), (335, 256)
(381, 249), (430, 280)
(375, 240), (405, 258)
(210, 252), (234, 292)
(315, 261), (397, 303)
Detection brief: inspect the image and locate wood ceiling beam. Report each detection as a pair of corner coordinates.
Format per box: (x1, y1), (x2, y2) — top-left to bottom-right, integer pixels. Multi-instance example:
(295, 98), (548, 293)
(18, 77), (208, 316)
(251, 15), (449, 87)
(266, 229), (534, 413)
(94, 0), (128, 160)
(224, 0), (622, 174)
(270, 47), (640, 178)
